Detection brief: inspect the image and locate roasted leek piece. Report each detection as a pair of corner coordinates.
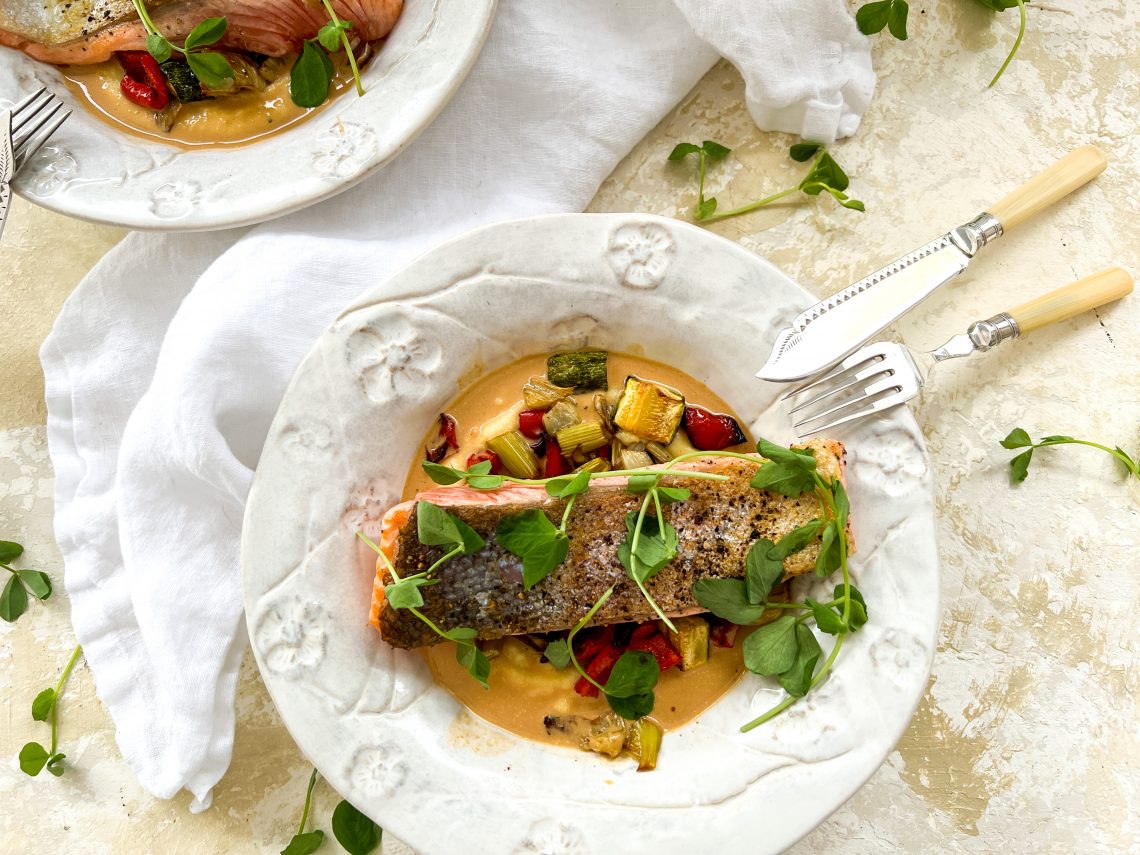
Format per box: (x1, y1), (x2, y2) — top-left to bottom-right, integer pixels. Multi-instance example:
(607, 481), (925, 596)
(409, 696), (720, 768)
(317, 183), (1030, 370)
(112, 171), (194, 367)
(613, 376), (685, 444)
(660, 616), (710, 670)
(523, 375), (574, 410)
(486, 431), (540, 479)
(555, 421), (608, 456)
(542, 399), (581, 436)
(547, 351), (608, 390)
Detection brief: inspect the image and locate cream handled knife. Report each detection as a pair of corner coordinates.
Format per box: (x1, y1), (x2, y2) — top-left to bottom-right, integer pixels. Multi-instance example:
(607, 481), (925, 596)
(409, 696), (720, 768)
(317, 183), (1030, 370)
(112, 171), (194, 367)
(757, 146), (1108, 382)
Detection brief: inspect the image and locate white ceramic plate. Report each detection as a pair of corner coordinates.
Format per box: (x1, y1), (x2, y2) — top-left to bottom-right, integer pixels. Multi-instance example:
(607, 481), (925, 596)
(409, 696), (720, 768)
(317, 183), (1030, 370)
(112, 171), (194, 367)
(0, 0), (495, 231)
(242, 214), (939, 855)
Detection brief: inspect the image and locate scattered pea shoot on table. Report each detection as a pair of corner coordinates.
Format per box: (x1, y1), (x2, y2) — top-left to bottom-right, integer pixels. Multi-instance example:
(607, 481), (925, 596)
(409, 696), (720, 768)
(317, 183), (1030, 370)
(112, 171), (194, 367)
(281, 768), (383, 855)
(363, 437), (866, 731)
(668, 141), (865, 224)
(1001, 428), (1139, 484)
(1, 539), (53, 623)
(857, 0), (1030, 88)
(130, 0), (365, 109)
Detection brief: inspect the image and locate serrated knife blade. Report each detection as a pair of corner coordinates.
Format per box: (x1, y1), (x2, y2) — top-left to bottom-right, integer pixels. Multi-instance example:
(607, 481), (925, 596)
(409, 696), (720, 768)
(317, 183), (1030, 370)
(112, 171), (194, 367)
(757, 214), (1003, 382)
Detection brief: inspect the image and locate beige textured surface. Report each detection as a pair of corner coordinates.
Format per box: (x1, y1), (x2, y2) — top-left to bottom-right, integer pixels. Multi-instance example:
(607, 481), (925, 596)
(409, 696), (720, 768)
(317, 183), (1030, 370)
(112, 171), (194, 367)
(2, 2), (1139, 851)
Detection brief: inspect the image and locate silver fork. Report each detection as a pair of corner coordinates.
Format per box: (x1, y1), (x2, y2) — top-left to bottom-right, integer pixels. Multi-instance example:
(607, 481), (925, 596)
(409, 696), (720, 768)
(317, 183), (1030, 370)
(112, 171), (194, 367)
(783, 267), (1134, 436)
(0, 86), (73, 242)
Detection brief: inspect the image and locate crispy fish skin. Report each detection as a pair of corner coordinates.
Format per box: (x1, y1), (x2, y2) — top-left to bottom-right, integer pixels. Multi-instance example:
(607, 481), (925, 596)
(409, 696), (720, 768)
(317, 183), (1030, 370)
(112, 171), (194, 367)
(371, 441), (852, 649)
(0, 0), (403, 65)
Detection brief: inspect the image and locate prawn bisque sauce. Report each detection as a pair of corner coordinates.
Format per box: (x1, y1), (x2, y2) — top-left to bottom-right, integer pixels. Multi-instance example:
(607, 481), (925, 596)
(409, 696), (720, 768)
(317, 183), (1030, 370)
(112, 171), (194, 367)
(60, 55), (358, 148)
(401, 352), (757, 747)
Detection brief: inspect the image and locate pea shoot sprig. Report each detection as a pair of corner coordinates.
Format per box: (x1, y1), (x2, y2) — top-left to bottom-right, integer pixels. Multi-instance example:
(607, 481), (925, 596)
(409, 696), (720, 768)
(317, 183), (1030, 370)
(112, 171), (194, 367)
(0, 539), (52, 623)
(20, 644), (84, 778)
(669, 141), (865, 224)
(1001, 427), (1139, 484)
(281, 768), (383, 855)
(857, 0), (1030, 88)
(290, 1), (367, 108)
(131, 1), (235, 90)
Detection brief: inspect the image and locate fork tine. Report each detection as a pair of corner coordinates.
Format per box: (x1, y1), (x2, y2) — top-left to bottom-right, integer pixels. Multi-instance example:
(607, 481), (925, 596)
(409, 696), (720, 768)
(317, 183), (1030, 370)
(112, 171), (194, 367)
(786, 359), (891, 416)
(12, 85), (48, 117)
(779, 349), (880, 403)
(796, 392), (907, 437)
(14, 109), (70, 170)
(792, 373), (903, 430)
(13, 101), (63, 150)
(12, 89), (53, 133)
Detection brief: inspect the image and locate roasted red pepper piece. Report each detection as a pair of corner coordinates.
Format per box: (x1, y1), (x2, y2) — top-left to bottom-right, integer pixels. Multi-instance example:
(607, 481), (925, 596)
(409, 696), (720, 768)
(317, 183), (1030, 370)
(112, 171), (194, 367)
(425, 441), (448, 463)
(117, 51), (170, 110)
(709, 619), (739, 649)
(466, 450), (503, 474)
(574, 645), (623, 697)
(682, 405), (747, 451)
(572, 626), (615, 664)
(629, 633), (682, 672)
(518, 409), (546, 439)
(629, 622), (658, 644)
(543, 438), (569, 478)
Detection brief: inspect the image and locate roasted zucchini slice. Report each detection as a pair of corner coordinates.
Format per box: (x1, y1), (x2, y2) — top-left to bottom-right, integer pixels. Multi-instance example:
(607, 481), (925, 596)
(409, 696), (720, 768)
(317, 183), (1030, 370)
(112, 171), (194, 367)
(613, 376), (685, 444)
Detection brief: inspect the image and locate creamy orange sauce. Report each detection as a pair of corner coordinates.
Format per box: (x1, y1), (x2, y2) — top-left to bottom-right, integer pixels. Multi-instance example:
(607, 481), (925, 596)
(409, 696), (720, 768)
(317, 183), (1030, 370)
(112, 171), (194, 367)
(60, 54), (359, 148)
(401, 353), (757, 749)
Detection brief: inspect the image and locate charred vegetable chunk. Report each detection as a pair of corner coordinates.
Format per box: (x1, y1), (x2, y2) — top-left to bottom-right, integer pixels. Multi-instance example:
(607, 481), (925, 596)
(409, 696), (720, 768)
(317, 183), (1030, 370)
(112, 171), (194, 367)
(542, 399), (581, 436)
(555, 421), (608, 456)
(523, 376), (574, 410)
(543, 713), (663, 770)
(547, 351), (608, 390)
(486, 431), (540, 479)
(613, 376), (685, 444)
(682, 405), (747, 451)
(661, 616), (710, 670)
(161, 60), (204, 102)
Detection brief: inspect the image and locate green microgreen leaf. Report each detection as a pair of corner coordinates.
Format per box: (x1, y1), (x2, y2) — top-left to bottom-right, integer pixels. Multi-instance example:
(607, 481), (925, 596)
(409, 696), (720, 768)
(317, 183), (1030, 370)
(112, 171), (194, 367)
(887, 0), (910, 39)
(384, 576), (438, 610)
(696, 197), (718, 220)
(466, 473), (506, 490)
(1001, 427), (1033, 449)
(800, 152), (850, 194)
(745, 538), (784, 605)
(17, 569), (51, 601)
(187, 51), (235, 89)
(855, 0), (891, 33)
(668, 142), (701, 161)
(656, 485), (691, 503)
(289, 40), (334, 109)
(496, 510), (569, 589)
(543, 638), (571, 669)
(1, 573), (29, 623)
(691, 578), (769, 624)
(0, 540), (24, 563)
(789, 142), (823, 162)
(807, 598), (848, 634)
(318, 20), (348, 53)
(617, 511), (677, 583)
(1009, 449), (1034, 482)
(31, 688), (55, 722)
(46, 753), (66, 776)
(416, 501), (483, 553)
(814, 520), (842, 577)
(281, 831), (325, 855)
(183, 16), (227, 51)
(778, 624), (823, 697)
(146, 33), (172, 63)
(332, 799), (382, 855)
(421, 461), (467, 484)
(743, 615), (799, 676)
(604, 649), (659, 720)
(546, 469), (591, 498)
(444, 627), (478, 642)
(774, 520), (824, 558)
(19, 742), (49, 777)
(626, 474), (660, 494)
(455, 639), (491, 689)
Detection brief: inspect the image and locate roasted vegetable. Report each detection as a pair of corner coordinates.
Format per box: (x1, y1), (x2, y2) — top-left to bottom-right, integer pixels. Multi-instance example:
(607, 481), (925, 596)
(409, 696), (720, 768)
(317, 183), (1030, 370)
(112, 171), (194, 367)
(555, 421), (608, 456)
(486, 432), (540, 479)
(544, 439), (570, 477)
(613, 376), (685, 444)
(523, 375), (574, 410)
(619, 446), (654, 471)
(594, 391), (619, 431)
(547, 351), (608, 390)
(518, 409), (546, 439)
(466, 450), (503, 474)
(665, 428), (698, 459)
(660, 616), (709, 670)
(160, 59), (204, 102)
(646, 441), (673, 464)
(682, 405), (747, 451)
(200, 52), (265, 96)
(542, 399), (581, 436)
(476, 638), (505, 660)
(574, 457), (611, 475)
(626, 716), (663, 772)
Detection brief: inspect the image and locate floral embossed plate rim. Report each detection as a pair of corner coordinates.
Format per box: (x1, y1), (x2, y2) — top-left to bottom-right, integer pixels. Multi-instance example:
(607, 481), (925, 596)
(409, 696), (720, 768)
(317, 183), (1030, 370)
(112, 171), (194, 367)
(241, 213), (940, 855)
(0, 0), (496, 231)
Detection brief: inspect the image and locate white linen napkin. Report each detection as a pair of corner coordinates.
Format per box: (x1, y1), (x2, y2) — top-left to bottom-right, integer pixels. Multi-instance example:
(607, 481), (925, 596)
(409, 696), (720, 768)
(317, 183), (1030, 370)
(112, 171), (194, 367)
(40, 0), (874, 809)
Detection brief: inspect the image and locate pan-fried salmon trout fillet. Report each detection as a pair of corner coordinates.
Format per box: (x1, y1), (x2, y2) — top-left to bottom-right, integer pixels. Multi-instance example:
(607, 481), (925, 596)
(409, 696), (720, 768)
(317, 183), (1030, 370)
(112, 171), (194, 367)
(369, 440), (853, 649)
(0, 0), (402, 65)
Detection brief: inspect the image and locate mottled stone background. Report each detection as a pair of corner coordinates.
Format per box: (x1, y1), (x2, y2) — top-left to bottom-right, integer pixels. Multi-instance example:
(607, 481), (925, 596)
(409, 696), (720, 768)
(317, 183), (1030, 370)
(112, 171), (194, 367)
(2, 1), (1138, 851)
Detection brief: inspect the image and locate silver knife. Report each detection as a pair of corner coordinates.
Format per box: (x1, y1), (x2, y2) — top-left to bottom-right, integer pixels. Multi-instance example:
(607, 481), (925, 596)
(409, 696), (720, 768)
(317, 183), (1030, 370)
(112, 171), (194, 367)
(0, 110), (12, 244)
(757, 145), (1108, 383)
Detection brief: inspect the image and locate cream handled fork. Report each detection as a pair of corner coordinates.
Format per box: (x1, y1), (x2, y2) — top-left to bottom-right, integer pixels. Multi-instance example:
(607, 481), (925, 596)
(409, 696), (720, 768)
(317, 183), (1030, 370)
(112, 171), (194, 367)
(785, 267), (1134, 436)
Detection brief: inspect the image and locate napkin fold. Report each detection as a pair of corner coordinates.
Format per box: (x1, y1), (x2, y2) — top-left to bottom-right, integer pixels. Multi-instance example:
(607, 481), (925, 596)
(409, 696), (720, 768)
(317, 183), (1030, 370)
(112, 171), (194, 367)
(41, 0), (874, 808)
